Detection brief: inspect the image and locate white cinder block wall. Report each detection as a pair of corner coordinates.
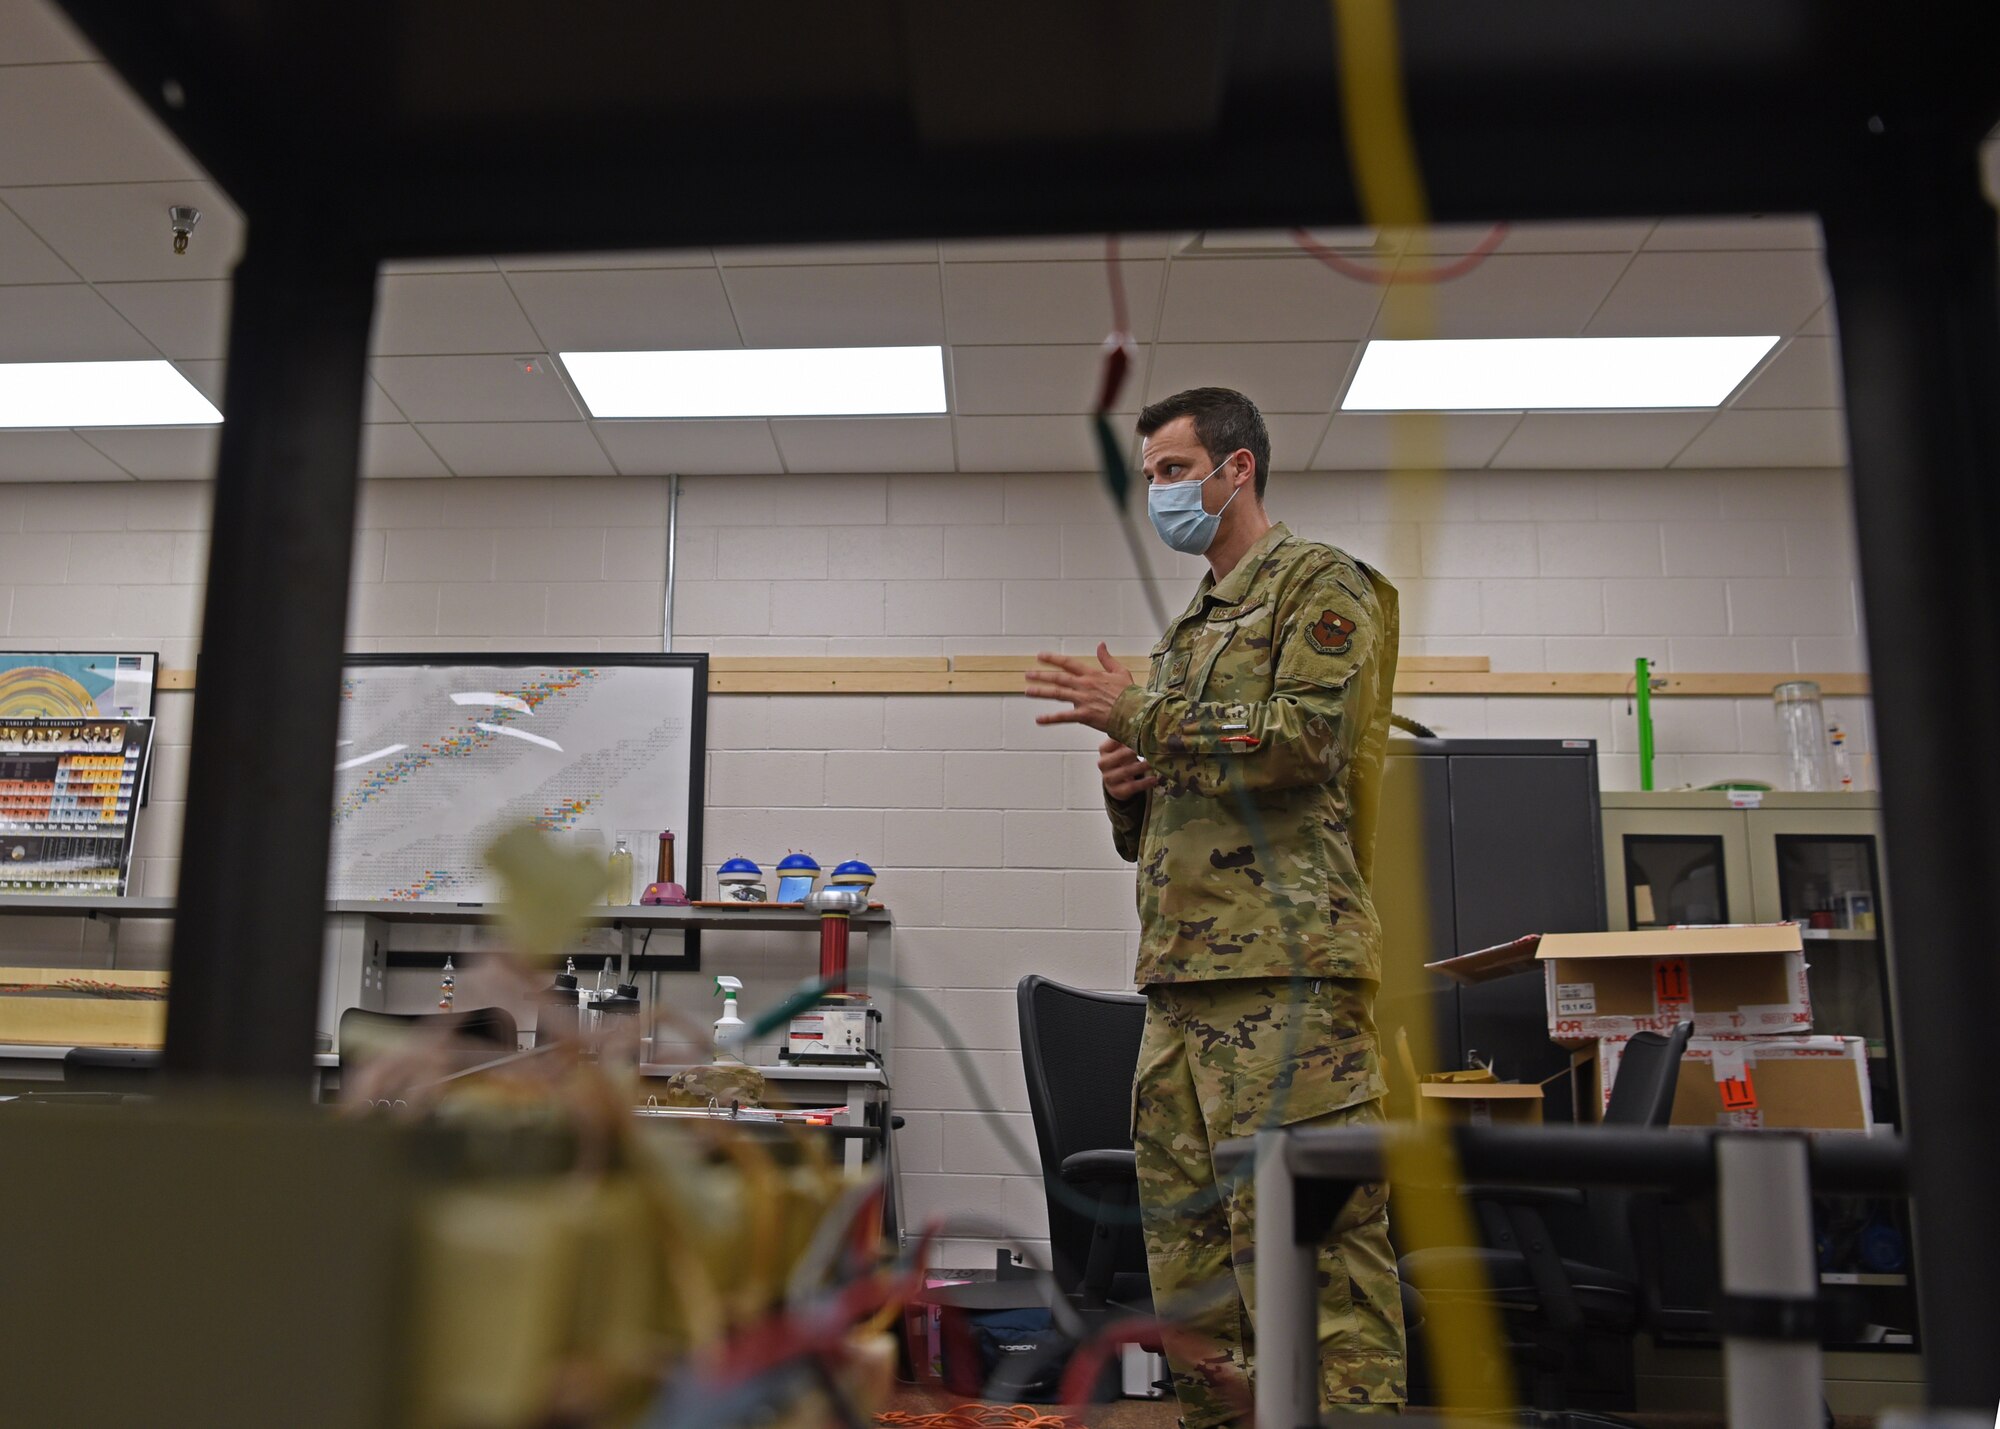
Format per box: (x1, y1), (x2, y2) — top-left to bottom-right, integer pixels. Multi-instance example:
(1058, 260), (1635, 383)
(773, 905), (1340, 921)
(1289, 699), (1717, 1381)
(0, 466), (1872, 1263)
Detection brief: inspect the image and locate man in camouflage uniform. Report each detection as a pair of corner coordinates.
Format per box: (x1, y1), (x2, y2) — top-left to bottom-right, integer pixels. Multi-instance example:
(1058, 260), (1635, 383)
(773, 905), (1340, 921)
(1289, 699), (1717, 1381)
(1027, 387), (1403, 1422)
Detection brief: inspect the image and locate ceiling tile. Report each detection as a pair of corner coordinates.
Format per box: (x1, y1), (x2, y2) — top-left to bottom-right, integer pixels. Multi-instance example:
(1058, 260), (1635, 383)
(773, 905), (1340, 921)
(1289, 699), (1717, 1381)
(370, 356), (583, 424)
(1, 180), (242, 281)
(1311, 413), (1521, 471)
(0, 200), (75, 283)
(1797, 302), (1837, 337)
(1144, 342), (1356, 412)
(0, 64), (200, 186)
(1645, 215), (1822, 250)
(371, 272), (541, 355)
(506, 268), (741, 351)
(171, 358), (226, 407)
(1672, 409), (1848, 468)
(1265, 414), (1333, 473)
(362, 424), (451, 479)
(944, 260), (1164, 345)
(1158, 257), (1381, 343)
(98, 279), (228, 358)
(720, 241), (941, 266)
(950, 344), (1124, 416)
(379, 256), (499, 274)
(592, 419), (785, 476)
(0, 429), (128, 481)
(1734, 337), (1841, 409)
(0, 283), (154, 359)
(417, 421), (615, 478)
(364, 375), (407, 424)
(496, 249), (711, 271)
(0, 1), (97, 63)
(1375, 253), (1630, 339)
(1489, 412), (1714, 469)
(1586, 251), (1829, 337)
(77, 425), (218, 480)
(173, 359), (405, 422)
(720, 263), (944, 347)
(770, 416), (956, 473)
(1425, 221), (1655, 254)
(941, 234), (1178, 262)
(954, 413), (1135, 472)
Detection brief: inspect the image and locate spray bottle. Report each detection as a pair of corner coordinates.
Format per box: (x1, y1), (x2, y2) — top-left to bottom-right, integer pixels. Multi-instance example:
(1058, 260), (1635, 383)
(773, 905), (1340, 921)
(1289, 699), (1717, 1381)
(713, 975), (745, 1062)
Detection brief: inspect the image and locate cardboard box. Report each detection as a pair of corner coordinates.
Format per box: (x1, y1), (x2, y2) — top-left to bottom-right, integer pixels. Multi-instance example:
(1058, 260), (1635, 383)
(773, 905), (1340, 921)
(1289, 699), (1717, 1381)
(1428, 925), (1811, 1045)
(1417, 1081), (1545, 1127)
(1578, 1034), (1872, 1134)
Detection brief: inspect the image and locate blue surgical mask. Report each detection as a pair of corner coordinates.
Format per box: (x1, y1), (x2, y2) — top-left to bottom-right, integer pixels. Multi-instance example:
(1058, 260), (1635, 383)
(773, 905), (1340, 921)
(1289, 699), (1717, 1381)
(1147, 458), (1240, 555)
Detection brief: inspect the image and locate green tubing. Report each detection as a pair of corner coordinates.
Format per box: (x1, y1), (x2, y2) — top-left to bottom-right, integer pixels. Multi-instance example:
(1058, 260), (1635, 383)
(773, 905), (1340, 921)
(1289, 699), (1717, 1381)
(1636, 656), (1656, 792)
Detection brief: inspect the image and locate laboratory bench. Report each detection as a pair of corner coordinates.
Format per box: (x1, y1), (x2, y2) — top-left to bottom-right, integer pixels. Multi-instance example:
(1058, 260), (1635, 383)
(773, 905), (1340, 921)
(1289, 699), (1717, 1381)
(0, 897), (902, 1183)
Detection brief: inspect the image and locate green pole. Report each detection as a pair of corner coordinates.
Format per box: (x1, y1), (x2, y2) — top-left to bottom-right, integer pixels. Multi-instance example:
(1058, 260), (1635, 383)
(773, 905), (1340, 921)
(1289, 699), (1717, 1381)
(1635, 656), (1655, 792)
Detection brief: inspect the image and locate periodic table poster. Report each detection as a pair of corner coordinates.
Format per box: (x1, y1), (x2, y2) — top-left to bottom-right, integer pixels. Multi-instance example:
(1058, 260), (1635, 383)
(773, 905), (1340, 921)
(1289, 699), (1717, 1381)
(0, 718), (154, 896)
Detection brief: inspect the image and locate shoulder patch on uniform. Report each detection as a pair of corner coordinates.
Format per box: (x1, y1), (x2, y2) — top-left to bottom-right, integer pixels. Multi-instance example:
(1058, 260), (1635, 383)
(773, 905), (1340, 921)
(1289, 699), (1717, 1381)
(1306, 609), (1356, 655)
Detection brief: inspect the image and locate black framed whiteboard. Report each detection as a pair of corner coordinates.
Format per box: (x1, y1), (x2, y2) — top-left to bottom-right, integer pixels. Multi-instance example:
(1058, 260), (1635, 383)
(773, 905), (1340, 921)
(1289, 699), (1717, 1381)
(329, 653), (707, 909)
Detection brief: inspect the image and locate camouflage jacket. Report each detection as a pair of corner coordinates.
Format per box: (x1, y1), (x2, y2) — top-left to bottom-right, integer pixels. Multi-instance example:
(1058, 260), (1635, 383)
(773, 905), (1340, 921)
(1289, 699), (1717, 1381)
(1103, 523), (1399, 986)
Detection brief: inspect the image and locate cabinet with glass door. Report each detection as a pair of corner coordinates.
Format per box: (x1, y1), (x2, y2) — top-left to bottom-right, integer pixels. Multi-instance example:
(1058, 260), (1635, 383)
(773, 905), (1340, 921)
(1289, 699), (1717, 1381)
(1601, 791), (1914, 1359)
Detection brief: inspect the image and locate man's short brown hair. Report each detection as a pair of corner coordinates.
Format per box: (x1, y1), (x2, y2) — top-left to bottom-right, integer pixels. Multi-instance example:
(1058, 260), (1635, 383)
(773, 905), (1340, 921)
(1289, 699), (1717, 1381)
(1135, 387), (1272, 499)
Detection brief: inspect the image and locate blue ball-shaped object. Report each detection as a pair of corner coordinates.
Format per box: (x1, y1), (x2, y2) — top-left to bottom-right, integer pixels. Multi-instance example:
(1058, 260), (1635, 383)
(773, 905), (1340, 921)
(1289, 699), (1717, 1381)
(775, 852), (821, 872)
(717, 856), (762, 880)
(831, 859), (877, 885)
(1858, 1219), (1907, 1273)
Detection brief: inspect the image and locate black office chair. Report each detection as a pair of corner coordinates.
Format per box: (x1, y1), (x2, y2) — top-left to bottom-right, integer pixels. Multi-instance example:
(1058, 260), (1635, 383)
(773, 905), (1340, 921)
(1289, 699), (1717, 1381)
(1016, 974), (1428, 1383)
(1399, 1021), (1694, 1426)
(61, 1045), (161, 1090)
(336, 1005), (519, 1077)
(1015, 975), (1152, 1315)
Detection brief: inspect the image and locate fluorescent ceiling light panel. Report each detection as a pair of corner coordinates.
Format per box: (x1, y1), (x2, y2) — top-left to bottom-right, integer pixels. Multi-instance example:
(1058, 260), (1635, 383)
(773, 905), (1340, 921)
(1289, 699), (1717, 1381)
(0, 360), (222, 427)
(1186, 227), (1383, 255)
(1343, 336), (1779, 411)
(561, 346), (947, 418)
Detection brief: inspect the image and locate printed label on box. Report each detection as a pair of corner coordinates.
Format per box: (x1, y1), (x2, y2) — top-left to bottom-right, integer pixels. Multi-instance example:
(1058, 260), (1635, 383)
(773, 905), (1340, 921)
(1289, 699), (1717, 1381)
(1718, 1070), (1759, 1111)
(1555, 982), (1597, 1016)
(1653, 957), (1691, 1006)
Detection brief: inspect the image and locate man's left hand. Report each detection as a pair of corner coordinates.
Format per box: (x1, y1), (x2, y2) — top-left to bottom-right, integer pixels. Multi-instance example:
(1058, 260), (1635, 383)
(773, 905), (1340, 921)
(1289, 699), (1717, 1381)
(1026, 643), (1137, 734)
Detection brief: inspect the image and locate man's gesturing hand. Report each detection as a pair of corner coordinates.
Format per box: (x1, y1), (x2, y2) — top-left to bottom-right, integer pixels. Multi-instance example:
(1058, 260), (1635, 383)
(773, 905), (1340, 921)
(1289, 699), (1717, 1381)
(1098, 737), (1158, 800)
(1025, 643), (1137, 734)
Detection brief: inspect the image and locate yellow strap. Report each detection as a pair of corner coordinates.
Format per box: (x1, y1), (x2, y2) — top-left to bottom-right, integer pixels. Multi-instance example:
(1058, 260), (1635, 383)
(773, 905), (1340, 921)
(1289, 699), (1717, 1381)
(1331, 2), (1518, 1420)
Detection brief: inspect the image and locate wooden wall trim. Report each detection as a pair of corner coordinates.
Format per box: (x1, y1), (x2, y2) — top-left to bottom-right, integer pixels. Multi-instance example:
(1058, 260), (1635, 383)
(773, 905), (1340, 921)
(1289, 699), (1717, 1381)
(154, 658), (1868, 698)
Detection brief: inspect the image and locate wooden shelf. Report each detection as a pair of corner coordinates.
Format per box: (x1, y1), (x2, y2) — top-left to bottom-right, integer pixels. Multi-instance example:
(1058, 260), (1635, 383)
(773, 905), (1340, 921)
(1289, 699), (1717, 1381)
(0, 897), (892, 933)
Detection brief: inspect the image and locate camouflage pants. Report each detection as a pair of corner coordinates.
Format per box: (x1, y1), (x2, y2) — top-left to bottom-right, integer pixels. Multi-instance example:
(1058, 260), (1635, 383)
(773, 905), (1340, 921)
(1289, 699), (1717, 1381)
(1134, 977), (1405, 1425)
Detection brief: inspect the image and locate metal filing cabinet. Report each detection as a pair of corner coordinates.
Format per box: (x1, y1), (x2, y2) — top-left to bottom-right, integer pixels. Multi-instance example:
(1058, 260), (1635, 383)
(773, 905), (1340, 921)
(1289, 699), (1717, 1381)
(1375, 738), (1608, 1110)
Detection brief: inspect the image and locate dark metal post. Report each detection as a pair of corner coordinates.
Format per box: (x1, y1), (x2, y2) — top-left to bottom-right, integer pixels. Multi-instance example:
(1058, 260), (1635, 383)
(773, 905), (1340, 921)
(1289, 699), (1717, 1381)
(163, 226), (376, 1085)
(1824, 170), (2000, 1411)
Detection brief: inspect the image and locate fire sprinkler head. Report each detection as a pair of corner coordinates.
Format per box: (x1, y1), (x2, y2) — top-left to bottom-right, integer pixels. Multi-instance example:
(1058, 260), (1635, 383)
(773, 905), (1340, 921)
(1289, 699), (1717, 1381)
(169, 205), (201, 256)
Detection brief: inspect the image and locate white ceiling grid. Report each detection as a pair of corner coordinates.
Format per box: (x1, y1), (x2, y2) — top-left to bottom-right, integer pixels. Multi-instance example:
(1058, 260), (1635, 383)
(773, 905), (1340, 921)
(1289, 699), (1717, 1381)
(0, 0), (1853, 482)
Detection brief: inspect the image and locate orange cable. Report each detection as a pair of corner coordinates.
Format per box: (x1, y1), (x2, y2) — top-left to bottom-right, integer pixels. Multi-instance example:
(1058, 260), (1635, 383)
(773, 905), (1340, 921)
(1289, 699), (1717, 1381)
(876, 1406), (1082, 1429)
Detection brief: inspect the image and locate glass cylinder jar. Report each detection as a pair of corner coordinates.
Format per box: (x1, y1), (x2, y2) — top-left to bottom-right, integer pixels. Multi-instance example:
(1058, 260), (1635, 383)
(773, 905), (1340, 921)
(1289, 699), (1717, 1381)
(1773, 680), (1828, 791)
